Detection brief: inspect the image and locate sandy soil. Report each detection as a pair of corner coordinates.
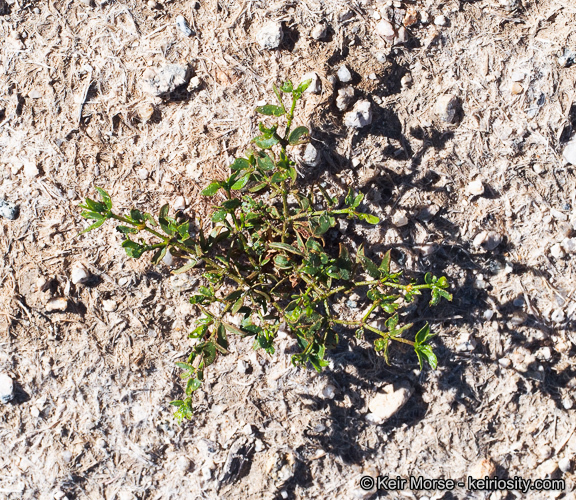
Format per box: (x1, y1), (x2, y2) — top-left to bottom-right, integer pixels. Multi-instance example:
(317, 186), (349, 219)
(1, 0), (576, 499)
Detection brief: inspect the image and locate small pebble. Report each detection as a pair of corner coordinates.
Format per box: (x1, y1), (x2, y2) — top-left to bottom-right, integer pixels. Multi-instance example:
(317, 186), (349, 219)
(136, 168), (148, 180)
(336, 86), (354, 111)
(375, 20), (395, 41)
(301, 72), (321, 94)
(434, 15), (448, 27)
(254, 439), (265, 452)
(147, 0), (159, 9)
(163, 249), (174, 266)
(551, 309), (565, 323)
(46, 297), (68, 312)
(367, 382), (412, 424)
(467, 180), (484, 196)
(28, 89), (41, 99)
(0, 199), (19, 220)
(322, 384), (336, 399)
(483, 309), (494, 320)
(302, 143), (320, 167)
(537, 346), (552, 361)
(170, 274), (198, 292)
(563, 138), (576, 166)
(510, 82), (523, 95)
(400, 73), (412, 89)
(562, 397), (574, 410)
(498, 358), (511, 368)
(435, 94), (460, 123)
(559, 457), (572, 473)
(456, 333), (477, 352)
(550, 243), (565, 259)
(538, 459), (558, 476)
(141, 64), (190, 97)
(472, 230), (502, 251)
(256, 21), (283, 49)
(102, 299), (118, 312)
(187, 76), (201, 91)
(174, 196), (186, 211)
(394, 27), (408, 45)
(343, 100), (372, 128)
(237, 360), (248, 374)
(176, 456), (191, 472)
(138, 103), (155, 122)
(392, 210), (409, 227)
(242, 423), (254, 436)
(70, 262), (90, 285)
(558, 49), (576, 68)
(468, 458), (497, 480)
(310, 23), (327, 40)
(62, 450), (73, 463)
(337, 65), (352, 83)
(561, 237), (576, 254)
(0, 373), (14, 404)
(175, 15), (194, 37)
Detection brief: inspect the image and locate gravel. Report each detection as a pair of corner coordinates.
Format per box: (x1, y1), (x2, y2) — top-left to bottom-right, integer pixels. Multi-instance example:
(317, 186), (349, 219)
(310, 23), (327, 40)
(336, 86), (354, 111)
(301, 143), (320, 167)
(337, 65), (352, 83)
(343, 100), (372, 128)
(0, 373), (14, 404)
(367, 382), (412, 424)
(175, 15), (193, 37)
(0, 198), (19, 220)
(70, 262), (90, 285)
(435, 94), (460, 123)
(256, 21), (283, 49)
(141, 64), (190, 97)
(562, 138), (576, 165)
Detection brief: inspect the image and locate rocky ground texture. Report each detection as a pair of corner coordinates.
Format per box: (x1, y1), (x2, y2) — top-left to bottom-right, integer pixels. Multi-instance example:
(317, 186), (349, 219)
(1, 0), (576, 499)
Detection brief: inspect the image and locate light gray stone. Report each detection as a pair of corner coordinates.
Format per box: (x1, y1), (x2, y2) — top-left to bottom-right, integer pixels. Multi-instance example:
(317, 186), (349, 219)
(336, 86), (354, 111)
(344, 100), (372, 128)
(563, 138), (576, 165)
(367, 382), (412, 423)
(0, 373), (14, 404)
(0, 199), (19, 220)
(175, 15), (193, 36)
(256, 22), (283, 50)
(141, 64), (190, 97)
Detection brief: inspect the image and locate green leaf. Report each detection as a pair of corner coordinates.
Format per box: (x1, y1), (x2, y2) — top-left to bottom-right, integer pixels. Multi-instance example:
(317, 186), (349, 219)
(249, 181), (268, 193)
(121, 239), (147, 258)
(231, 174), (250, 190)
(79, 218), (107, 235)
(357, 245), (380, 279)
(81, 198), (107, 213)
(116, 225), (138, 234)
(287, 166), (297, 182)
(270, 171), (286, 183)
(256, 153), (275, 171)
(159, 204), (169, 219)
(254, 135), (280, 149)
(189, 324), (209, 339)
(202, 343), (217, 366)
(95, 187), (112, 209)
(222, 199), (241, 210)
(255, 104), (284, 116)
(130, 209), (144, 223)
(288, 126), (309, 145)
(268, 242), (305, 256)
(356, 212), (380, 224)
(176, 362), (195, 372)
(415, 345), (437, 370)
(232, 296), (244, 314)
(296, 79), (312, 94)
(202, 181), (222, 196)
(151, 246), (168, 265)
(230, 158), (251, 171)
(414, 323), (434, 346)
(280, 81), (293, 93)
(212, 209), (227, 222)
(274, 254), (292, 269)
(185, 378), (202, 395)
(379, 249), (392, 274)
(222, 322), (247, 337)
(352, 193), (364, 208)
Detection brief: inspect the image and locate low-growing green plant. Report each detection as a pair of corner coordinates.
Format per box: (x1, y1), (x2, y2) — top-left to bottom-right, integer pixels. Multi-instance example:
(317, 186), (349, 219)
(79, 79), (452, 422)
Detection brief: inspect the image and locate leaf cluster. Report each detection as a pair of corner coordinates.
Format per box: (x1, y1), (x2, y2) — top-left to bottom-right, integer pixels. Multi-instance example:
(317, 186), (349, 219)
(79, 79), (452, 422)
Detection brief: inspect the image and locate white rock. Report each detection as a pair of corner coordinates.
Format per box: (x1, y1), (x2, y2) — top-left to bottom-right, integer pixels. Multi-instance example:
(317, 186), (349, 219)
(375, 20), (395, 41)
(256, 22), (283, 50)
(563, 138), (576, 166)
(163, 249), (174, 266)
(237, 360), (248, 374)
(0, 199), (19, 220)
(551, 309), (565, 323)
(561, 237), (576, 254)
(498, 358), (511, 368)
(322, 384), (336, 399)
(537, 346), (552, 361)
(394, 27), (408, 45)
(456, 333), (477, 352)
(434, 15), (448, 26)
(176, 456), (191, 472)
(336, 86), (355, 111)
(0, 373), (14, 404)
(141, 64), (190, 97)
(310, 23), (327, 40)
(23, 160), (39, 179)
(419, 244), (436, 256)
(538, 459), (558, 476)
(136, 167), (148, 180)
(301, 72), (321, 94)
(435, 94), (459, 123)
(562, 397), (574, 410)
(344, 100), (372, 129)
(46, 297), (68, 312)
(242, 423), (254, 435)
(70, 263), (90, 285)
(170, 274), (198, 292)
(551, 209), (568, 221)
(469, 458), (497, 479)
(302, 143), (320, 167)
(102, 299), (118, 312)
(367, 382), (412, 424)
(559, 457), (572, 473)
(472, 230), (502, 251)
(467, 180), (484, 196)
(550, 243), (565, 259)
(175, 15), (193, 36)
(187, 76), (201, 91)
(254, 439), (265, 452)
(392, 210), (408, 227)
(174, 196), (186, 211)
(337, 65), (352, 83)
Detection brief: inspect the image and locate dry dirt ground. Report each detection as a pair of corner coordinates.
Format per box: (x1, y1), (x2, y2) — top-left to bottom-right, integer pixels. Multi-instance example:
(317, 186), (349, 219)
(1, 0), (576, 499)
